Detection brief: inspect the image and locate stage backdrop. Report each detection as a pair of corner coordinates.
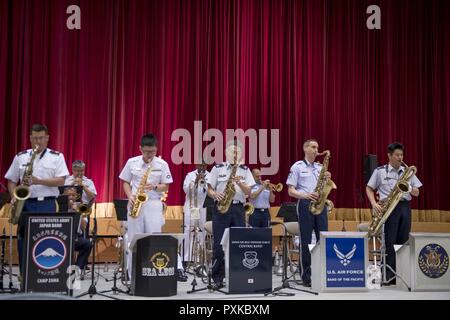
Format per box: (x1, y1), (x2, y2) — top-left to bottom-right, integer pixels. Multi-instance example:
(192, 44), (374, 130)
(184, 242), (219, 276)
(0, 0), (449, 210)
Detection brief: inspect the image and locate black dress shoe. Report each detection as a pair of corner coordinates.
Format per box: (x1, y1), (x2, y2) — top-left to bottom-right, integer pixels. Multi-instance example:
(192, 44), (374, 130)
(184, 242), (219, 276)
(212, 281), (224, 290)
(177, 269), (188, 282)
(302, 280), (311, 287)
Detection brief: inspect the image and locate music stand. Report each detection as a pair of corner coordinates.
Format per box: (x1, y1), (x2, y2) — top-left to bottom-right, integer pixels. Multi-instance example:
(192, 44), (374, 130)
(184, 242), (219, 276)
(276, 202), (298, 222)
(99, 199), (130, 295)
(265, 221), (318, 296)
(0, 192), (10, 211)
(58, 186), (83, 212)
(203, 195), (215, 222)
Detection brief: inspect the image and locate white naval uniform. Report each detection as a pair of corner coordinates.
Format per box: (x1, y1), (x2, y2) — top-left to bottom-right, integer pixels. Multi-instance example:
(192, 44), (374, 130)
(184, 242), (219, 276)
(182, 169), (210, 262)
(4, 148), (69, 198)
(119, 155), (175, 274)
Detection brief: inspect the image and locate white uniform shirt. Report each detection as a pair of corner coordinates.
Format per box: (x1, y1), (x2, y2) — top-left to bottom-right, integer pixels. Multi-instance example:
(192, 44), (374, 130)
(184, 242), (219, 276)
(119, 156), (173, 200)
(286, 159), (322, 194)
(250, 183), (271, 209)
(183, 169), (210, 209)
(367, 164), (422, 201)
(65, 175), (97, 204)
(207, 162), (256, 203)
(4, 148), (69, 198)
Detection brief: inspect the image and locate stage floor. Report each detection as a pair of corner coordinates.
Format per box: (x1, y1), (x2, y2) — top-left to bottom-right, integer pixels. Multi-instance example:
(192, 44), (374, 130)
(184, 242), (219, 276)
(3, 265), (449, 300)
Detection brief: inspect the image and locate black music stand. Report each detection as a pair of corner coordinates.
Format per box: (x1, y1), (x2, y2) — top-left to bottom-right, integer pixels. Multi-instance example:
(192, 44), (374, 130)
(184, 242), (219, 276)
(265, 221), (318, 296)
(58, 186), (83, 212)
(0, 192), (10, 211)
(99, 199), (130, 295)
(76, 204), (120, 300)
(276, 202), (298, 222)
(203, 195), (215, 222)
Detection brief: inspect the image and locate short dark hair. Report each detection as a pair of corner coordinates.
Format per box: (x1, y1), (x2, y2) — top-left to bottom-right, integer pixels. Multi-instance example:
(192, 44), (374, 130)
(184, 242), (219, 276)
(303, 139), (318, 149)
(387, 142), (404, 154)
(141, 133), (158, 147)
(31, 124), (48, 134)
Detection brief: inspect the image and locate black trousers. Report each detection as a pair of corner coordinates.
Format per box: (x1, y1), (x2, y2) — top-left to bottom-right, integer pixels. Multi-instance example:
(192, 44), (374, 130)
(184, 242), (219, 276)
(297, 199), (328, 283)
(384, 201), (411, 281)
(211, 203), (245, 284)
(248, 208), (270, 228)
(74, 237), (93, 269)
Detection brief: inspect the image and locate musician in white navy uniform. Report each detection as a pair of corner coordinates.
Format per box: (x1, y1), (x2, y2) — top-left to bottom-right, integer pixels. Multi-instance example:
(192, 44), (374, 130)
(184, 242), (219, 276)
(182, 162), (210, 266)
(248, 168), (275, 227)
(207, 140), (256, 288)
(4, 124), (69, 273)
(119, 133), (187, 282)
(366, 142), (422, 284)
(286, 139), (331, 287)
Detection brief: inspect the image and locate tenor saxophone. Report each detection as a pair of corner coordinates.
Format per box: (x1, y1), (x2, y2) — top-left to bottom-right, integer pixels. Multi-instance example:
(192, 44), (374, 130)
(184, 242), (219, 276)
(309, 150), (337, 215)
(9, 145), (39, 225)
(217, 162), (239, 214)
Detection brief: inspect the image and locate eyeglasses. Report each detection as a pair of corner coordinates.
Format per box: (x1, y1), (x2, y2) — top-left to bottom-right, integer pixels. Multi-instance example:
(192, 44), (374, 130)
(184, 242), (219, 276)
(30, 136), (48, 141)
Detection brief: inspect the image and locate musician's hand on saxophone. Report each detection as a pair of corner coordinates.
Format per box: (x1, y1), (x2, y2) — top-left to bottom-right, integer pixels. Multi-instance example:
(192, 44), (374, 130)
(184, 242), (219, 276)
(410, 187), (420, 197)
(371, 201), (383, 218)
(143, 183), (156, 192)
(213, 191), (225, 202)
(127, 194), (136, 207)
(305, 192), (320, 201)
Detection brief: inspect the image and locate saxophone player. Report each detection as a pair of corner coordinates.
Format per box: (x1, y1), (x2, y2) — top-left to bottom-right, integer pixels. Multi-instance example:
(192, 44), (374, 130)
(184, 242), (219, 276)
(207, 140), (255, 289)
(119, 134), (186, 281)
(366, 142), (422, 284)
(182, 162), (209, 266)
(4, 124), (69, 273)
(286, 139), (331, 287)
(248, 168), (275, 228)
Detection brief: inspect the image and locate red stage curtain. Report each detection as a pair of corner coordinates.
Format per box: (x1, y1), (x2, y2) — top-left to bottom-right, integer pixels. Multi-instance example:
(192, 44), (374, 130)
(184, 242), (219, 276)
(0, 0), (449, 210)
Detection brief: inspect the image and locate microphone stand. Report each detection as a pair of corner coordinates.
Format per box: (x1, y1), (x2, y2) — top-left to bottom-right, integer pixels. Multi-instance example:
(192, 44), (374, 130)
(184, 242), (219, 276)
(76, 202), (121, 300)
(265, 222), (318, 296)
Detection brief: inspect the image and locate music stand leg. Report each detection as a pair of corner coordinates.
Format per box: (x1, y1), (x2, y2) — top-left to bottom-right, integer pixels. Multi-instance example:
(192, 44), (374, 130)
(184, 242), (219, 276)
(265, 224), (318, 296)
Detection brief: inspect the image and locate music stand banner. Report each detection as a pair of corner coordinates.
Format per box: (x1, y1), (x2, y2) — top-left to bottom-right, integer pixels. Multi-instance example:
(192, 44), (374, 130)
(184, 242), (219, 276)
(23, 213), (78, 294)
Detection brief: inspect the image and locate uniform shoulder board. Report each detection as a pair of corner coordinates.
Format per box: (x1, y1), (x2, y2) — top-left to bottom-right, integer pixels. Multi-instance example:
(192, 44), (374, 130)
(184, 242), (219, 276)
(50, 150), (60, 155)
(376, 165), (385, 170)
(215, 163), (224, 168)
(239, 164), (248, 170)
(17, 150), (28, 156)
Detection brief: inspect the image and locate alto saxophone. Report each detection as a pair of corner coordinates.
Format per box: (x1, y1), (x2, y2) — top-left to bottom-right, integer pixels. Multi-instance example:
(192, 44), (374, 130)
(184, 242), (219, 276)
(217, 162), (239, 214)
(9, 145), (39, 225)
(309, 150), (337, 215)
(368, 162), (417, 237)
(129, 164), (152, 218)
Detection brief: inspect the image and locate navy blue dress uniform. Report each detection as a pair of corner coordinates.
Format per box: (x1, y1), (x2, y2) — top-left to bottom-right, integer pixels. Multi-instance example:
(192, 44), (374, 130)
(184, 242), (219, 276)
(249, 183), (271, 228)
(367, 164), (422, 281)
(207, 162), (256, 286)
(4, 148), (69, 271)
(286, 159), (328, 285)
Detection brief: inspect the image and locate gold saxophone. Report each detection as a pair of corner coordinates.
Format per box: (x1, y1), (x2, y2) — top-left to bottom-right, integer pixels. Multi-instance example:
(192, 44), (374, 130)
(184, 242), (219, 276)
(368, 162), (417, 237)
(9, 145), (39, 225)
(309, 150), (337, 215)
(129, 164), (152, 218)
(217, 162), (239, 214)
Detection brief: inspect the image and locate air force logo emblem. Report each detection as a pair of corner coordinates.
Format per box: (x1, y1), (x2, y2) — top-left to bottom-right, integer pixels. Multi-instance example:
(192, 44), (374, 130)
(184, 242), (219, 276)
(242, 251), (259, 269)
(333, 243), (357, 266)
